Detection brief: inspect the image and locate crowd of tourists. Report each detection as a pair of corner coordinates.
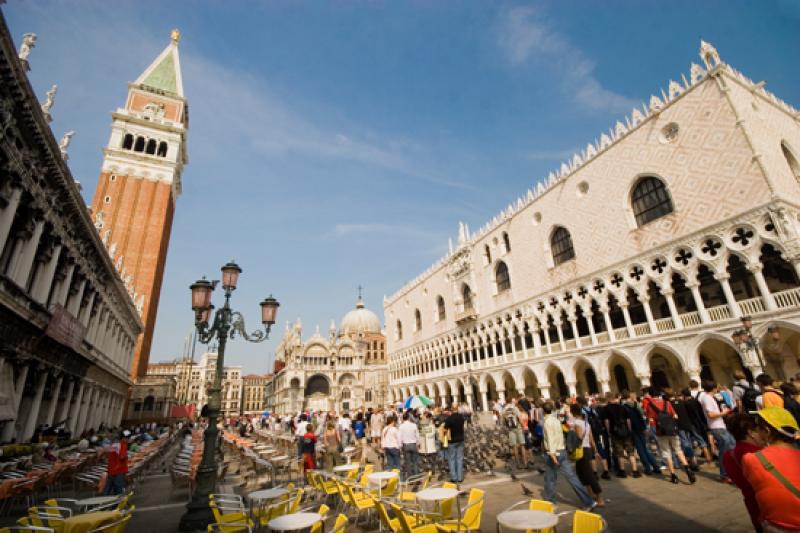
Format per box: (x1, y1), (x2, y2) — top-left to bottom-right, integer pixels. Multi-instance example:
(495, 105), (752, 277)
(257, 370), (799, 532)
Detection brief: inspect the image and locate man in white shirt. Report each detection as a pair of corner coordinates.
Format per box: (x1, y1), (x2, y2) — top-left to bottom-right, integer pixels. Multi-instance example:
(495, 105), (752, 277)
(697, 380), (735, 481)
(294, 414), (309, 458)
(338, 413), (353, 448)
(381, 415), (401, 471)
(398, 412), (420, 479)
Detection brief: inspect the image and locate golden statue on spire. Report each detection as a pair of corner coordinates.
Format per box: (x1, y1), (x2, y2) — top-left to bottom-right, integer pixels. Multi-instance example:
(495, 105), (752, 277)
(171, 28), (180, 44)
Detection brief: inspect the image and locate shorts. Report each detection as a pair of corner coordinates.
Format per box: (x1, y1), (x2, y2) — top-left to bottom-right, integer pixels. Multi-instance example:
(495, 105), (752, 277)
(508, 428), (525, 446)
(611, 434), (634, 457)
(656, 434), (682, 461)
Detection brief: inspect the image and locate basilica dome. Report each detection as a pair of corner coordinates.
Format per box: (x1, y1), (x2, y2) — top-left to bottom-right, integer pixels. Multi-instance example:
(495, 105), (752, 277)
(340, 296), (382, 335)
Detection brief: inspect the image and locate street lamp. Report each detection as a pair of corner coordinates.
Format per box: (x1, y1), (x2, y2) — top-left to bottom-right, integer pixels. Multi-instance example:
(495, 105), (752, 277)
(731, 315), (778, 376)
(179, 261), (279, 532)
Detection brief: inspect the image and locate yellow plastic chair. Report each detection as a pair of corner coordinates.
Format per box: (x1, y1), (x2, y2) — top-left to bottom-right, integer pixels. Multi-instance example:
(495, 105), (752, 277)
(400, 472), (431, 503)
(208, 500), (254, 532)
(573, 510), (605, 533)
(343, 483), (374, 524)
(525, 500), (555, 533)
(308, 503), (330, 533)
(435, 488), (483, 533)
(389, 503), (438, 533)
(255, 502), (286, 529)
(330, 513), (349, 533)
(207, 523), (252, 533)
(89, 513), (133, 533)
(373, 497), (420, 533)
(380, 477), (399, 499)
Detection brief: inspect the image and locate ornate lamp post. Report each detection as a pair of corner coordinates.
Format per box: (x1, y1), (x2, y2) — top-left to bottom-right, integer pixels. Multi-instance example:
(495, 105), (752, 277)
(731, 316), (779, 377)
(179, 261), (279, 532)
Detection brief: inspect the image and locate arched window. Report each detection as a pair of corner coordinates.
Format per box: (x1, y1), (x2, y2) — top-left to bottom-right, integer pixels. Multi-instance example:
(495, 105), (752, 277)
(414, 309), (422, 331)
(484, 244), (492, 264)
(782, 142), (800, 182)
(462, 284), (474, 312)
(396, 320), (403, 340)
(631, 176), (673, 226)
(145, 139), (157, 155)
(122, 134), (133, 150)
(502, 232), (511, 253)
(550, 226), (575, 266)
(495, 261), (511, 292)
(436, 296), (446, 321)
(157, 141), (168, 157)
(133, 136), (145, 152)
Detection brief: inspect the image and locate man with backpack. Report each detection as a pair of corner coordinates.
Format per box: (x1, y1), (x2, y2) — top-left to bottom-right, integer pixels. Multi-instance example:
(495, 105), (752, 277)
(644, 389), (696, 484)
(623, 390), (659, 475)
(504, 396), (526, 469)
(698, 380), (736, 482)
(731, 370), (760, 413)
(602, 392), (641, 478)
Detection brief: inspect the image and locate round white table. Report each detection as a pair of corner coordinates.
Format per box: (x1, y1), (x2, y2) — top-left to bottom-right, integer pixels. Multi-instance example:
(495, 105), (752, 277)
(496, 510), (558, 532)
(368, 471), (398, 496)
(268, 511), (322, 531)
(75, 495), (120, 511)
(249, 487), (288, 501)
(416, 487), (459, 519)
(333, 463), (359, 473)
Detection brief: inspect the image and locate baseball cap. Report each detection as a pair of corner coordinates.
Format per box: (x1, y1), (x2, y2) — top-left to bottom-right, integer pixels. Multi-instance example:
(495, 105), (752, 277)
(757, 407), (799, 438)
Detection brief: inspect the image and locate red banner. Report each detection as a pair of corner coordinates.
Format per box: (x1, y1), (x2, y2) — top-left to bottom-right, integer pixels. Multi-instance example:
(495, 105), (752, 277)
(46, 304), (87, 351)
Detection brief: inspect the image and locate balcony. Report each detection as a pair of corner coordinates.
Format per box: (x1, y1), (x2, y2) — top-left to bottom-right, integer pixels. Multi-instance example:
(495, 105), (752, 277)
(455, 307), (478, 325)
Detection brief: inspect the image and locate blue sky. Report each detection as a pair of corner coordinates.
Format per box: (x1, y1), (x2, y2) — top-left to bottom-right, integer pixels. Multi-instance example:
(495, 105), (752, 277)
(5, 1), (799, 374)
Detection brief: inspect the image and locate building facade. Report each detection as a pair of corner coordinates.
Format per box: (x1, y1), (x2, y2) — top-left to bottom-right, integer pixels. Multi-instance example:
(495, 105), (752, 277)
(90, 30), (189, 379)
(0, 13), (142, 441)
(127, 374), (177, 421)
(270, 296), (388, 414)
(385, 42), (800, 410)
(241, 374), (271, 417)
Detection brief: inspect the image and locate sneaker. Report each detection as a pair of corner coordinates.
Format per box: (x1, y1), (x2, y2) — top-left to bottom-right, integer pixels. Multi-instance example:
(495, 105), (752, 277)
(644, 469), (656, 476)
(687, 468), (696, 484)
(601, 471), (611, 480)
(632, 470), (642, 478)
(670, 473), (679, 484)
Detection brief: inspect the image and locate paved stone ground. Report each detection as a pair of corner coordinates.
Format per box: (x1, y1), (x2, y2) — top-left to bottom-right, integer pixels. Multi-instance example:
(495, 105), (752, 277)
(118, 461), (751, 533)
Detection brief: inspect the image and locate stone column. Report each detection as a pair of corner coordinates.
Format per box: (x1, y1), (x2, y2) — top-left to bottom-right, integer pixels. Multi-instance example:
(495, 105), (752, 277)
(531, 324), (542, 356)
(582, 306), (598, 345)
(620, 302), (636, 337)
(661, 289), (684, 329)
(56, 378), (75, 424)
(554, 319), (567, 351)
(79, 289), (96, 327)
(75, 383), (94, 436)
(519, 331), (529, 359)
(568, 317), (581, 348)
(638, 294), (658, 333)
(479, 388), (488, 411)
(44, 373), (64, 426)
(542, 325), (553, 354)
(67, 277), (87, 317)
(0, 186), (22, 254)
(716, 273), (741, 318)
(637, 374), (651, 390)
(538, 384), (551, 401)
(21, 370), (48, 441)
(567, 380), (578, 397)
(9, 218), (44, 287)
(749, 265), (777, 311)
(55, 261), (76, 307)
(0, 363), (29, 442)
(599, 380), (610, 394)
(687, 281), (710, 323)
(600, 304), (616, 342)
(30, 242), (61, 304)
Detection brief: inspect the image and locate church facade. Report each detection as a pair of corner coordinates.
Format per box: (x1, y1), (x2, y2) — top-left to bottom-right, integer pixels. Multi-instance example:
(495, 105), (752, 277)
(385, 42), (800, 410)
(270, 296), (388, 414)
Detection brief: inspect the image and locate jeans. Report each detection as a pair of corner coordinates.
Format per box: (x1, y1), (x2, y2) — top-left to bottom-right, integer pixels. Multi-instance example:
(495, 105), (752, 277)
(402, 443), (419, 480)
(543, 450), (594, 508)
(632, 430), (659, 472)
(709, 428), (735, 479)
(385, 448), (401, 471)
(103, 473), (125, 495)
(447, 441), (464, 482)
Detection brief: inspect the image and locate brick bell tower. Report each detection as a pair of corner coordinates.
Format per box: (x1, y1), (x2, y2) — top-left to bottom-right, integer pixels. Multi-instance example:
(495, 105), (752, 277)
(91, 30), (188, 379)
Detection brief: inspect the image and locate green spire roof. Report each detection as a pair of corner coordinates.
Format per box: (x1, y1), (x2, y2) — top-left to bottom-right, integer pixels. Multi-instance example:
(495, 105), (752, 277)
(142, 52), (177, 94)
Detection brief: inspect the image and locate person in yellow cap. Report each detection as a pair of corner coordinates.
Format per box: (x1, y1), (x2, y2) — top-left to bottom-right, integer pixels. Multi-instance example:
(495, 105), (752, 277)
(742, 407), (800, 532)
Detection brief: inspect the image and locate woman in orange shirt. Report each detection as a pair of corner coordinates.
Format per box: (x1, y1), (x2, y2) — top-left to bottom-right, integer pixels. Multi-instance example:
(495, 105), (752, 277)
(742, 407), (800, 532)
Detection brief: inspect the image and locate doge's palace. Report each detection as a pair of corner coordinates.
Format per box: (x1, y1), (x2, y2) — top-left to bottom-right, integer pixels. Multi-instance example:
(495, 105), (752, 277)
(385, 42), (800, 409)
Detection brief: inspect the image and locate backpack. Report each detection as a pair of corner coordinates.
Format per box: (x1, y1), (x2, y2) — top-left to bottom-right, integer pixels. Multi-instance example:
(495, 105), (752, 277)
(565, 428), (582, 459)
(733, 383), (761, 413)
(650, 400), (677, 436)
(612, 418), (629, 438)
(504, 409), (519, 429)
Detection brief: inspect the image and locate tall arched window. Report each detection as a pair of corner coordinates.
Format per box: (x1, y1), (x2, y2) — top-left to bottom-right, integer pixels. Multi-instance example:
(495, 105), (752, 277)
(782, 142), (800, 183)
(157, 141), (168, 157)
(631, 176), (673, 226)
(396, 320), (403, 340)
(122, 134), (133, 150)
(484, 244), (492, 264)
(495, 261), (511, 292)
(550, 226), (575, 266)
(436, 296), (446, 321)
(462, 284), (474, 312)
(502, 232), (511, 253)
(145, 139), (157, 155)
(414, 309), (422, 331)
(133, 136), (145, 152)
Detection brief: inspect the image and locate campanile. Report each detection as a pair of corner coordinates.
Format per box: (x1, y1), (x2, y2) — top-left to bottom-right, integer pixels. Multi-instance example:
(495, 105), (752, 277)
(91, 30), (188, 378)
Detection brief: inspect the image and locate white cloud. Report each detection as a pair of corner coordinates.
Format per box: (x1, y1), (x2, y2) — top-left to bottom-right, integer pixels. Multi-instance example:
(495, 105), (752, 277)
(497, 6), (637, 113)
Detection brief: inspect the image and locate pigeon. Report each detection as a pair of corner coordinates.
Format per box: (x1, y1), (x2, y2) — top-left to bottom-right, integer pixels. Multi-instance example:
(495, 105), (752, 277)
(521, 482), (535, 496)
(510, 472), (518, 481)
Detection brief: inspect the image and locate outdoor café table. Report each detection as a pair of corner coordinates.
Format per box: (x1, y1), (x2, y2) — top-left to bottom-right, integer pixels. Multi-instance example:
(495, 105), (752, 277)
(267, 511), (321, 532)
(74, 495), (120, 512)
(367, 471), (398, 498)
(415, 487), (460, 520)
(249, 487), (289, 517)
(342, 447), (356, 463)
(61, 510), (121, 533)
(332, 464), (359, 474)
(496, 509), (559, 533)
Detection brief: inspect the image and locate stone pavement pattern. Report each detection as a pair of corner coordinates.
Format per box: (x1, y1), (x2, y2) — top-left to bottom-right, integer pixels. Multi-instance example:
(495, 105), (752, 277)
(122, 463), (751, 532)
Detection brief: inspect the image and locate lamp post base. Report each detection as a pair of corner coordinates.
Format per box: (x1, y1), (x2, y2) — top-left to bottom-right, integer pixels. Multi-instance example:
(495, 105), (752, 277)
(178, 499), (215, 532)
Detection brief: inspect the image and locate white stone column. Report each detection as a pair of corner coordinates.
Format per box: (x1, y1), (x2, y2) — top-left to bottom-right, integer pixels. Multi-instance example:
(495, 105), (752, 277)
(68, 381), (86, 435)
(637, 374), (652, 390)
(479, 388), (488, 411)
(79, 289), (96, 327)
(21, 370), (48, 441)
(531, 324), (542, 356)
(67, 277), (86, 317)
(567, 380), (578, 397)
(0, 186), (22, 254)
(600, 304), (616, 342)
(9, 219), (44, 287)
(554, 320), (567, 351)
(582, 306), (598, 345)
(687, 281), (710, 323)
(716, 273), (742, 318)
(0, 363), (29, 442)
(599, 380), (610, 394)
(569, 317), (581, 348)
(662, 289), (684, 329)
(750, 265), (777, 311)
(74, 383), (92, 435)
(538, 384), (551, 401)
(542, 325), (553, 354)
(620, 302), (637, 337)
(56, 378), (75, 424)
(55, 262), (76, 307)
(30, 243), (61, 304)
(44, 374), (64, 426)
